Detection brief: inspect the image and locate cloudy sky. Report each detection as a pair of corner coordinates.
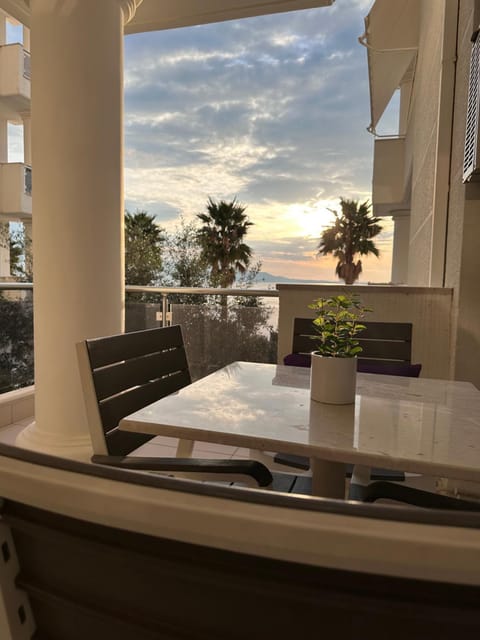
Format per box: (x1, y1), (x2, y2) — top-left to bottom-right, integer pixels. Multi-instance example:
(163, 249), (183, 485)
(123, 0), (394, 283)
(6, 0), (394, 282)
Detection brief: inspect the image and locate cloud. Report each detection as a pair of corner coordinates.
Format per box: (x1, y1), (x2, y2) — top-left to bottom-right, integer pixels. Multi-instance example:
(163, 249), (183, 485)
(123, 0), (391, 281)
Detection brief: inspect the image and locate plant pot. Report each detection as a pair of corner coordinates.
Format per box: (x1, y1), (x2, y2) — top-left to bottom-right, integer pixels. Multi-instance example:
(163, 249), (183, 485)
(310, 352), (357, 404)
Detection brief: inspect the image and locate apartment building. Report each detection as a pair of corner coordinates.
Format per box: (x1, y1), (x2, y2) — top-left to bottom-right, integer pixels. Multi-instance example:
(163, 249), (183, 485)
(0, 8), (31, 280)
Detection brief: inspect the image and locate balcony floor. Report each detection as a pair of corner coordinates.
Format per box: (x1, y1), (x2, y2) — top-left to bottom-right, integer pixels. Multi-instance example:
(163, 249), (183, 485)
(0, 417), (297, 469)
(0, 417), (442, 495)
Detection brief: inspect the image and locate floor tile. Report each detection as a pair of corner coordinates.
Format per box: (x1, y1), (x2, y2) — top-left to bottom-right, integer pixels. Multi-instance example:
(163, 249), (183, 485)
(149, 435), (179, 447)
(193, 441), (236, 455)
(192, 449), (235, 460)
(130, 442), (176, 457)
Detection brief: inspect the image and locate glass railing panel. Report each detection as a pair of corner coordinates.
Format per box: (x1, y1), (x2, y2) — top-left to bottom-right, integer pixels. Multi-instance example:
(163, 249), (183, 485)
(0, 285), (278, 395)
(0, 292), (34, 394)
(171, 303), (278, 381)
(125, 300), (163, 332)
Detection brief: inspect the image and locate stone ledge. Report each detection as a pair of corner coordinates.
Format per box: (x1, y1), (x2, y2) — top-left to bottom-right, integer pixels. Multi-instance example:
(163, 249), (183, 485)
(0, 386), (35, 428)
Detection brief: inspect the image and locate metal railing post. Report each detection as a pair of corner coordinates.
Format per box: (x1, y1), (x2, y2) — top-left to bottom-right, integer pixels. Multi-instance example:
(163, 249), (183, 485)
(162, 293), (168, 327)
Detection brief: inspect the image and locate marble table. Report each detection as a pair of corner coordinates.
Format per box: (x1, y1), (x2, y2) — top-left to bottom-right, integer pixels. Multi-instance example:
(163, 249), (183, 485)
(118, 362), (480, 498)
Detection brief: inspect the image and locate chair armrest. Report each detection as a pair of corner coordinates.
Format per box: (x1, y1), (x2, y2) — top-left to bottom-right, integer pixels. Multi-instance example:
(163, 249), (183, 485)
(349, 481), (480, 511)
(91, 455), (273, 487)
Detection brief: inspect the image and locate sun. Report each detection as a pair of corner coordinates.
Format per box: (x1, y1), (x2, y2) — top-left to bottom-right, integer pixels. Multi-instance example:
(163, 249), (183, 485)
(286, 201), (337, 239)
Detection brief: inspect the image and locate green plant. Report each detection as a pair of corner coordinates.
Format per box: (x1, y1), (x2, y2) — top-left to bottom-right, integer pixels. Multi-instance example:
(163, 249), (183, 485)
(308, 294), (371, 358)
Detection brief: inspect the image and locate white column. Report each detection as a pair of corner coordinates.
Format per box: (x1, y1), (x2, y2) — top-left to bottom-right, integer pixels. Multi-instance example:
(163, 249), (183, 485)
(17, 0), (142, 458)
(0, 118), (7, 162)
(391, 210), (410, 285)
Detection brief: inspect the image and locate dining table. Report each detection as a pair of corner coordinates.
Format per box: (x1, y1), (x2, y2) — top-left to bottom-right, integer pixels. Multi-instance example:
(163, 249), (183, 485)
(118, 361), (480, 498)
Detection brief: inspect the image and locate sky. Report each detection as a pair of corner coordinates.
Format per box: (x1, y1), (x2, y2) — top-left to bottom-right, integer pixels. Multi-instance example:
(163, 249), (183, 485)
(123, 0), (395, 283)
(8, 0), (395, 283)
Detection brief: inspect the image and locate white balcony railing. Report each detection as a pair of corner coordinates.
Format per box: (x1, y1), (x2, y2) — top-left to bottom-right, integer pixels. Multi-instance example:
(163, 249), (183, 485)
(372, 136), (408, 216)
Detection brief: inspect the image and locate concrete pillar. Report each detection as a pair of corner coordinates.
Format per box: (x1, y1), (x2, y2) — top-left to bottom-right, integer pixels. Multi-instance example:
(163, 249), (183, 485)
(17, 0), (143, 458)
(391, 210), (410, 285)
(0, 119), (7, 162)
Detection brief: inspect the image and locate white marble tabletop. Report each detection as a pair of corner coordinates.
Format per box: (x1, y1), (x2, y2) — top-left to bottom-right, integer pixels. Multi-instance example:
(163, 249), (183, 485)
(119, 362), (480, 483)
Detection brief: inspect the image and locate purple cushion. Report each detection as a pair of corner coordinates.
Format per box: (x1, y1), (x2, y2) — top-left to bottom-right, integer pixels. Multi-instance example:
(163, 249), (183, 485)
(283, 353), (311, 368)
(284, 353), (422, 378)
(357, 361), (422, 378)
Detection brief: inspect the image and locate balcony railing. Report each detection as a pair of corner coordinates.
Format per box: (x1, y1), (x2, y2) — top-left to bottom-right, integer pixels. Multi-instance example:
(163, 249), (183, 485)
(23, 49), (31, 80)
(0, 284), (279, 393)
(0, 163), (32, 218)
(0, 44), (31, 110)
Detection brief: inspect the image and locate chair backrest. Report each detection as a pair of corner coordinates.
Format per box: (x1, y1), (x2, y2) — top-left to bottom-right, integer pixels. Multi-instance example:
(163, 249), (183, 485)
(77, 325), (191, 457)
(291, 318), (413, 365)
(2, 492), (480, 639)
(286, 318), (422, 375)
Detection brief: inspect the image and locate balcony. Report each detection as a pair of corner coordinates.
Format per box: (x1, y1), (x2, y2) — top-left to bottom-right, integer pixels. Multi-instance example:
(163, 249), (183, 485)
(0, 163), (32, 220)
(0, 43), (31, 119)
(372, 136), (409, 216)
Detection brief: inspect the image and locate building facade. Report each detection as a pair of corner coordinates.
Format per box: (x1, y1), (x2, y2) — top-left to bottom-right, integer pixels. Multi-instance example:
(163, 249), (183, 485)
(0, 8), (31, 280)
(366, 0), (480, 388)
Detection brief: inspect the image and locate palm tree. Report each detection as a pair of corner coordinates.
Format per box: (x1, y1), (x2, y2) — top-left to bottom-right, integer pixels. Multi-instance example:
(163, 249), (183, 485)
(318, 198), (382, 285)
(124, 210), (164, 286)
(196, 197), (253, 289)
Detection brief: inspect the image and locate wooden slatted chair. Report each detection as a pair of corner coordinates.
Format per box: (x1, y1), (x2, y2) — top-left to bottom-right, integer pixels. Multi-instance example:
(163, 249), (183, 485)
(76, 325), (276, 488)
(284, 318), (422, 377)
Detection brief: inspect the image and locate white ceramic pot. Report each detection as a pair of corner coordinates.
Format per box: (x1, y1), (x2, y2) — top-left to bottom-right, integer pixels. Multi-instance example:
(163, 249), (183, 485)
(310, 352), (357, 404)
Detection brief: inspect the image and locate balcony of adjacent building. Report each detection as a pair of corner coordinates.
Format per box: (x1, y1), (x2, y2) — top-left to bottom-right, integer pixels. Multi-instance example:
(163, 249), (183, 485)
(0, 42), (30, 119)
(0, 161), (31, 219)
(371, 136), (411, 216)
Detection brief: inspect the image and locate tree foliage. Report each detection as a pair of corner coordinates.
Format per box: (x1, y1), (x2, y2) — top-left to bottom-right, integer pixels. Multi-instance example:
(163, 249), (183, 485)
(9, 227), (32, 282)
(0, 296), (34, 393)
(318, 198), (382, 284)
(196, 198), (253, 289)
(125, 210), (164, 286)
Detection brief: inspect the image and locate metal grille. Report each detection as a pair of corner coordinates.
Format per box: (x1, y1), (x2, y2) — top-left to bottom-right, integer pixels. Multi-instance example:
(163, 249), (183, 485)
(463, 30), (480, 182)
(23, 50), (31, 80)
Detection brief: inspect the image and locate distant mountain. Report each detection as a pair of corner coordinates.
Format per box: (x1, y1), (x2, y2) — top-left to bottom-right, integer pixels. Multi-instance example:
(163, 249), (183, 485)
(252, 271), (336, 285)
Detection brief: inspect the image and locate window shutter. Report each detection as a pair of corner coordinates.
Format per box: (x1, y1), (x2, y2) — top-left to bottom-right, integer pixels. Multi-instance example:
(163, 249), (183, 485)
(463, 29), (480, 182)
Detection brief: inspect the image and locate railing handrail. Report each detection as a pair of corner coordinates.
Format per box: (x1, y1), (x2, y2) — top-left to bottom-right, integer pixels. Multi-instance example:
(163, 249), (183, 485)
(125, 285), (279, 297)
(0, 283), (279, 297)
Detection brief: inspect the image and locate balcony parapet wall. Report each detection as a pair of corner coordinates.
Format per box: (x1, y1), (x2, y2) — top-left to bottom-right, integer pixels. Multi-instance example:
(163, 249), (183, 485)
(277, 284), (453, 380)
(0, 385), (34, 427)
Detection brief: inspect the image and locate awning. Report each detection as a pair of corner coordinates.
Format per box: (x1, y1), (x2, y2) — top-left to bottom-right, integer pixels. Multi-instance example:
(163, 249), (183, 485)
(0, 0), (334, 32)
(126, 0), (334, 34)
(359, 0), (419, 133)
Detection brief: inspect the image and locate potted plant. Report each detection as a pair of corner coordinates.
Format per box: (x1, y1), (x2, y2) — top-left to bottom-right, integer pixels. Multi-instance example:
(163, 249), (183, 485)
(308, 294), (371, 404)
